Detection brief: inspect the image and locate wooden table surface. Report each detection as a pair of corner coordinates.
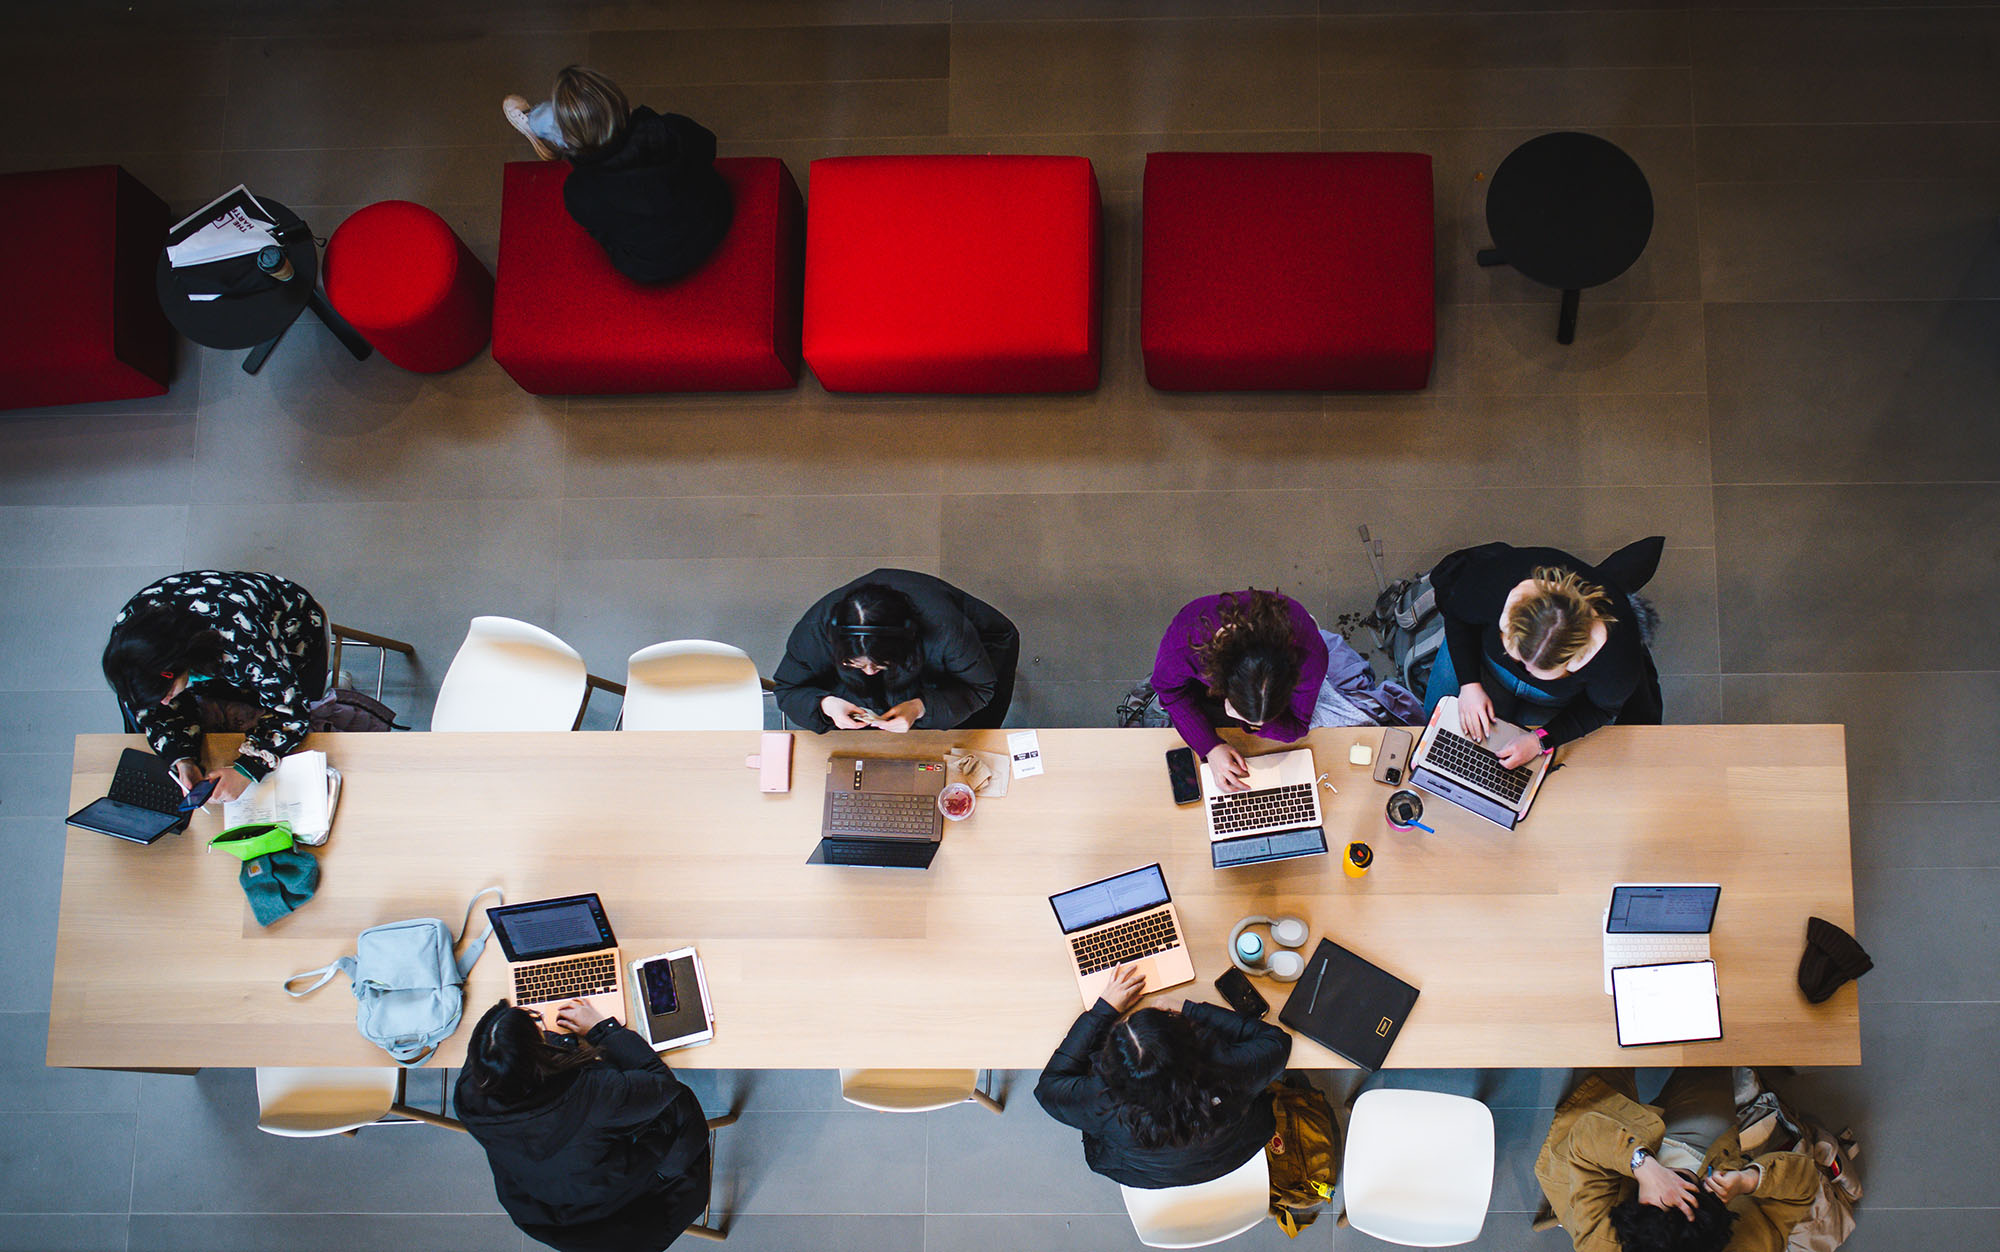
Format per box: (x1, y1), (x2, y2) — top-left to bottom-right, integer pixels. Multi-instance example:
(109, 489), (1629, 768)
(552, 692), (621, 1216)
(50, 725), (1859, 1071)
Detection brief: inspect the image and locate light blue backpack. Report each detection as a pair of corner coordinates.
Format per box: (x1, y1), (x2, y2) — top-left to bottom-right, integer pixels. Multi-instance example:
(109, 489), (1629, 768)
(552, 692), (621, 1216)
(284, 887), (502, 1067)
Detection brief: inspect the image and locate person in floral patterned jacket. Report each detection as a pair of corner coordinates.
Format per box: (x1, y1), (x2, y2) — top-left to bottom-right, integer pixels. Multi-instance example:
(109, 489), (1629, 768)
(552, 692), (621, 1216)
(101, 571), (327, 802)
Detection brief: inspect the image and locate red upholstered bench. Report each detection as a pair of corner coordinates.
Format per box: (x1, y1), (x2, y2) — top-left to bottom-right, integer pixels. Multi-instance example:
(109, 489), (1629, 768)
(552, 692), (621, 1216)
(1142, 152), (1434, 392)
(0, 165), (174, 410)
(492, 157), (802, 395)
(325, 200), (493, 373)
(803, 155), (1101, 393)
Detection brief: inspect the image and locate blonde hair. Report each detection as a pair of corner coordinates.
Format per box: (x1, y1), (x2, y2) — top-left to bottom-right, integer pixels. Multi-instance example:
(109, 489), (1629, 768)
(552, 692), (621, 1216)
(551, 65), (629, 159)
(1503, 566), (1617, 670)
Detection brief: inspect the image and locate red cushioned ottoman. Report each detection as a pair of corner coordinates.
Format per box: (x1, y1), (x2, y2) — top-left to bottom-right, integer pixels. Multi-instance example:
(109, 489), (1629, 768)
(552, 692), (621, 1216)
(1142, 152), (1434, 392)
(325, 200), (493, 373)
(0, 165), (174, 410)
(492, 157), (801, 395)
(803, 155), (1101, 394)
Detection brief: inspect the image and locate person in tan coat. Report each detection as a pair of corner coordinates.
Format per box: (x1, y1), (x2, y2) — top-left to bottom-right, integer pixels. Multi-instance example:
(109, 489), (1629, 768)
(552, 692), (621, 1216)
(1536, 1069), (1819, 1252)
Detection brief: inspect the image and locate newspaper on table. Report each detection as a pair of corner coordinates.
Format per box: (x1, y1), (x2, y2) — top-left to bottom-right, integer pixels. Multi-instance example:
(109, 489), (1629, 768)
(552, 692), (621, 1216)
(166, 184), (278, 269)
(221, 749), (341, 846)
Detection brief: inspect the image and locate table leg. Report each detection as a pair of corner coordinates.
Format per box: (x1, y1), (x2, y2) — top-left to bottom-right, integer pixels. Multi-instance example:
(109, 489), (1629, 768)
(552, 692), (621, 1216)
(241, 327), (288, 375)
(1476, 247), (1507, 268)
(307, 287), (375, 362)
(1557, 288), (1581, 345)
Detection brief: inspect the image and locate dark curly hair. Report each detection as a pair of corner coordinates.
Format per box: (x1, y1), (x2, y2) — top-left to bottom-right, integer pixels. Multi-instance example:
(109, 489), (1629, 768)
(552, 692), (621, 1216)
(1608, 1188), (1738, 1252)
(1091, 1008), (1236, 1150)
(460, 1000), (602, 1109)
(1188, 589), (1303, 726)
(102, 603), (227, 711)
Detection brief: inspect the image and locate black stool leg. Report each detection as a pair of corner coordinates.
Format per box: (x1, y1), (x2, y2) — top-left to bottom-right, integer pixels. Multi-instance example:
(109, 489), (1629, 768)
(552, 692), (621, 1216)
(1475, 247), (1507, 268)
(242, 327), (289, 375)
(1557, 288), (1580, 345)
(307, 288), (374, 362)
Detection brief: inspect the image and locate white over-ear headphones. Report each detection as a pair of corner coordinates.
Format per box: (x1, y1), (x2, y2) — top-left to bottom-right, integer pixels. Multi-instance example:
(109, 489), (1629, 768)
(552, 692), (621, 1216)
(1228, 915), (1310, 981)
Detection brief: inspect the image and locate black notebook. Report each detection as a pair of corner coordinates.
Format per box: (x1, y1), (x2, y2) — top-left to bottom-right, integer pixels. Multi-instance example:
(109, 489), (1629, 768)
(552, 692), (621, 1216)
(1278, 938), (1421, 1072)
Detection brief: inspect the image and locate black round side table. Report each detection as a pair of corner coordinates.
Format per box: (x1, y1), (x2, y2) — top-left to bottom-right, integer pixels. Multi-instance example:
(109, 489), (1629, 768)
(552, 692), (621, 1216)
(155, 195), (372, 374)
(1477, 132), (1653, 345)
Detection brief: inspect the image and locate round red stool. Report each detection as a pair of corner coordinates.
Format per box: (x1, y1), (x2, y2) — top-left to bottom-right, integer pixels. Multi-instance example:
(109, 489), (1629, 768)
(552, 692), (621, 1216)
(325, 201), (493, 372)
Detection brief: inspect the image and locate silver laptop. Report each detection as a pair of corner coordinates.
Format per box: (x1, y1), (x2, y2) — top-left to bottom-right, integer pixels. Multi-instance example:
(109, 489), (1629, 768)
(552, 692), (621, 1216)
(486, 894), (628, 1027)
(1409, 693), (1554, 829)
(1602, 883), (1721, 994)
(1049, 863), (1197, 1008)
(1199, 747), (1328, 868)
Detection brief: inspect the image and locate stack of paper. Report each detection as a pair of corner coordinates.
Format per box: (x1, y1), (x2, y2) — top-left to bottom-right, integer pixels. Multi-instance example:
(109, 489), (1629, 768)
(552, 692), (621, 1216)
(166, 185), (278, 269)
(222, 750), (341, 845)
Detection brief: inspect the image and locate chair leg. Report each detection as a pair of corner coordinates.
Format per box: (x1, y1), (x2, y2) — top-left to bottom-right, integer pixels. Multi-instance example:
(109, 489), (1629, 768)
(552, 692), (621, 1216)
(706, 1113), (739, 1130)
(681, 1225), (725, 1242)
(387, 1067), (469, 1132)
(329, 623), (417, 701)
(970, 1088), (1004, 1115)
(575, 673), (627, 731)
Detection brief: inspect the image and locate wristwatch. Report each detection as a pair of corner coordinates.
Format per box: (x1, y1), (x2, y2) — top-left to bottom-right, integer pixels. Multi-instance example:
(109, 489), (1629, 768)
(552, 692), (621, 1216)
(1630, 1145), (1652, 1174)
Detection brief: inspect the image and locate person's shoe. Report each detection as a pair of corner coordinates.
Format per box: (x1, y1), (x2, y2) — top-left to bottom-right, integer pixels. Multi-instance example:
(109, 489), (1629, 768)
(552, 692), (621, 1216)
(502, 94), (559, 161)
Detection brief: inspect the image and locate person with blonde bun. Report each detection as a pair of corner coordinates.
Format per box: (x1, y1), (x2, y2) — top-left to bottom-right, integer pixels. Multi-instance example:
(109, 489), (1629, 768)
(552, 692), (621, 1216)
(503, 65), (731, 284)
(1426, 539), (1665, 767)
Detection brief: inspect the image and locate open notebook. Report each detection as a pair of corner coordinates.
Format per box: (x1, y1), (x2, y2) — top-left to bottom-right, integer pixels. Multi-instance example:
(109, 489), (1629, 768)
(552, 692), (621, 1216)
(222, 750), (340, 844)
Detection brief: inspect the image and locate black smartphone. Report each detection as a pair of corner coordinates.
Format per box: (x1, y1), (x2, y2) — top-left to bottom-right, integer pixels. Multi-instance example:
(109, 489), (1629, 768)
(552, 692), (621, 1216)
(177, 777), (218, 812)
(1215, 967), (1270, 1019)
(640, 958), (678, 1016)
(1166, 747), (1201, 806)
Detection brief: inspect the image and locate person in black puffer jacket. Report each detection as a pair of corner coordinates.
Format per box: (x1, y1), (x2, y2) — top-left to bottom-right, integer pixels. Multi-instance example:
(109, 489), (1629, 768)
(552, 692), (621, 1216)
(505, 65), (732, 284)
(1036, 964), (1291, 1190)
(457, 999), (714, 1252)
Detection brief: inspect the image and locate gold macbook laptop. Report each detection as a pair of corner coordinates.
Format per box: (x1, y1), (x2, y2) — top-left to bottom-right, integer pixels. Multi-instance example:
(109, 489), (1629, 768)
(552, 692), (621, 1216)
(1049, 863), (1197, 1008)
(485, 894), (627, 1028)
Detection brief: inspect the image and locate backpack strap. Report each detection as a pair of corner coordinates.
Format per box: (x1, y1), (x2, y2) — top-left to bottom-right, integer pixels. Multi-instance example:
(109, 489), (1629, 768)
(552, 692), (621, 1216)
(452, 886), (505, 982)
(284, 954), (356, 997)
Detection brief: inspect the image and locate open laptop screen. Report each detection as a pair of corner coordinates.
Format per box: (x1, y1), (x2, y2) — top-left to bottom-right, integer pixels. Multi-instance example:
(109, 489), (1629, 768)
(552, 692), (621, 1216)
(489, 895), (615, 962)
(1050, 864), (1170, 935)
(1607, 885), (1720, 934)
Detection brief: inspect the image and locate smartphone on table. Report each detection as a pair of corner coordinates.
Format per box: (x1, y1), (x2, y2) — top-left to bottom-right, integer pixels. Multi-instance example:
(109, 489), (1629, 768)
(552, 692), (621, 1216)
(1373, 727), (1414, 787)
(1215, 967), (1270, 1019)
(640, 958), (678, 1016)
(1166, 747), (1201, 806)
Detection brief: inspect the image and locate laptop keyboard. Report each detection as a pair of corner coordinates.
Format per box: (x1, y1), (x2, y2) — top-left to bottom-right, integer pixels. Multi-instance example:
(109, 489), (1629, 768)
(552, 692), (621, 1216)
(821, 838), (937, 868)
(1071, 910), (1180, 977)
(108, 766), (183, 814)
(829, 792), (936, 837)
(1426, 727), (1533, 802)
(1209, 782), (1316, 834)
(515, 952), (619, 1005)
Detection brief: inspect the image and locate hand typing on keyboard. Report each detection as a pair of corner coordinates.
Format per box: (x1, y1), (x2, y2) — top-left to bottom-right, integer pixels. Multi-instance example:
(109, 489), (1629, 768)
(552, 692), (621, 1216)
(1101, 964), (1147, 1014)
(547, 998), (606, 1036)
(1207, 744), (1252, 792)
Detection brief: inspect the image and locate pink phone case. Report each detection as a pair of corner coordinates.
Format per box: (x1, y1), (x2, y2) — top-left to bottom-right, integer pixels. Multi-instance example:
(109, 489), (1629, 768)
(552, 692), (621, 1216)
(748, 731), (792, 792)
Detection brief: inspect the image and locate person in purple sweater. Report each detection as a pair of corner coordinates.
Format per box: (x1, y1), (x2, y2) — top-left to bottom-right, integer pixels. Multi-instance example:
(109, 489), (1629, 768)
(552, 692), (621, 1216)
(1150, 590), (1330, 792)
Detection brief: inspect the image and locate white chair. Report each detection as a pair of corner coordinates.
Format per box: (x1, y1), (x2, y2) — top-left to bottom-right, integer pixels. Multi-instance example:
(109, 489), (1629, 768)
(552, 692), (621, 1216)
(621, 640), (767, 732)
(837, 1069), (1003, 1115)
(1341, 1088), (1495, 1247)
(254, 1067), (465, 1137)
(431, 616), (621, 732)
(1119, 1149), (1270, 1249)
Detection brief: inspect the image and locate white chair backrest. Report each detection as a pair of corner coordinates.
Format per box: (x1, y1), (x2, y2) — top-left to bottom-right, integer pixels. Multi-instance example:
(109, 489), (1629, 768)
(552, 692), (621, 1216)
(432, 616), (588, 732)
(1342, 1088), (1495, 1247)
(254, 1066), (399, 1138)
(622, 639), (764, 732)
(1119, 1149), (1270, 1249)
(837, 1068), (979, 1114)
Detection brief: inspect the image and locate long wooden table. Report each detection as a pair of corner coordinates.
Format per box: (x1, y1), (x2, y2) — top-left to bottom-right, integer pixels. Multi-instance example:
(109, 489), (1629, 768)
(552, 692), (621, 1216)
(50, 725), (1859, 1071)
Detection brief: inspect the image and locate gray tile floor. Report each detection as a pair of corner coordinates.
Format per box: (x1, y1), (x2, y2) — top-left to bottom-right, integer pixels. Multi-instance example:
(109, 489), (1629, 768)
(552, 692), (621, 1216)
(2, 2), (1995, 1249)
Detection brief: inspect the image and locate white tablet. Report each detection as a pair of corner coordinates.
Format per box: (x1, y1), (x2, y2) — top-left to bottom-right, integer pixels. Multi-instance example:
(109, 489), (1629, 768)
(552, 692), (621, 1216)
(1611, 960), (1722, 1047)
(629, 948), (715, 1053)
